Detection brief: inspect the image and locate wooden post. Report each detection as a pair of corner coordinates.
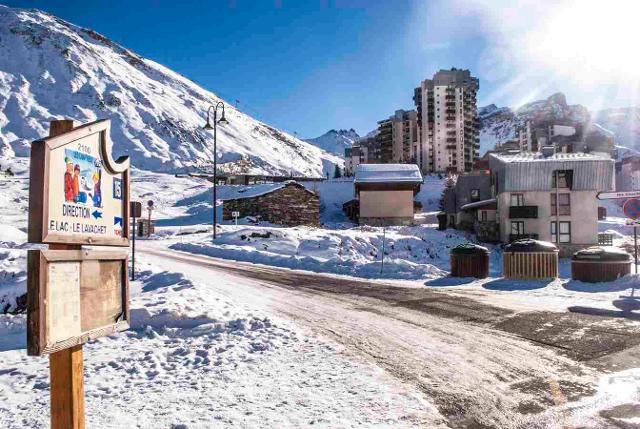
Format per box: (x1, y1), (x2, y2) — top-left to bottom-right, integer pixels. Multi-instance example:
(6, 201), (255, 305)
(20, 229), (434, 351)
(48, 120), (85, 429)
(50, 345), (85, 429)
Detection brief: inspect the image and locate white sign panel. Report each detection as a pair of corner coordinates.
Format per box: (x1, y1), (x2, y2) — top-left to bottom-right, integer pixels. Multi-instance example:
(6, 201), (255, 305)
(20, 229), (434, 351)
(597, 191), (640, 200)
(47, 262), (81, 344)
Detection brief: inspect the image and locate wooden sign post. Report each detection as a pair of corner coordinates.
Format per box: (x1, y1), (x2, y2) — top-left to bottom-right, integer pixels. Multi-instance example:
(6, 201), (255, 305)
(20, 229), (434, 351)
(27, 119), (131, 429)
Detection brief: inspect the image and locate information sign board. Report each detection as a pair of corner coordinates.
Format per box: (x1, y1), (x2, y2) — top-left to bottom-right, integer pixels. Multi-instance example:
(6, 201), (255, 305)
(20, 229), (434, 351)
(27, 249), (130, 356)
(28, 119), (130, 246)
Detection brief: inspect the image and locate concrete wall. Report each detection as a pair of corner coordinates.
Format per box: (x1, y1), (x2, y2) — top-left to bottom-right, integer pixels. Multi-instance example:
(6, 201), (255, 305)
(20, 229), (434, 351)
(359, 190), (414, 219)
(477, 209), (497, 222)
(496, 190), (598, 245)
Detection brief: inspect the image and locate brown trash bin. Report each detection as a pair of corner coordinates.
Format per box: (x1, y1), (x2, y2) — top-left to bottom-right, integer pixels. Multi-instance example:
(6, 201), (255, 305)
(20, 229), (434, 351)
(572, 247), (632, 283)
(451, 243), (490, 279)
(503, 239), (558, 279)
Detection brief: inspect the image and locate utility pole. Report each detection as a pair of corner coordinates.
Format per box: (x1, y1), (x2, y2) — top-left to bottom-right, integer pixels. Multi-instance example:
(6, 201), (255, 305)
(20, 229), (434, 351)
(203, 103), (229, 240)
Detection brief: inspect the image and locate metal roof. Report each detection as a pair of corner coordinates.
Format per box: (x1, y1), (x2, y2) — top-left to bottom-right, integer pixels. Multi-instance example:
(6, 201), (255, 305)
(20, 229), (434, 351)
(490, 152), (611, 163)
(489, 152), (615, 192)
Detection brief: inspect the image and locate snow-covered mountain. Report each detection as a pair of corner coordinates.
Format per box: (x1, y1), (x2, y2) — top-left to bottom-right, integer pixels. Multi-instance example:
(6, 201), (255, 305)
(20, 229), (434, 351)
(592, 107), (640, 152)
(304, 128), (359, 156)
(0, 5), (341, 176)
(479, 93), (590, 155)
(479, 92), (640, 156)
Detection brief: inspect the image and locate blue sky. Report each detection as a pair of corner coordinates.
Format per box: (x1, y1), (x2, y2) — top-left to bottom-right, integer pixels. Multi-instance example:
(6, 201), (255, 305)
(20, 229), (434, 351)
(5, 0), (639, 138)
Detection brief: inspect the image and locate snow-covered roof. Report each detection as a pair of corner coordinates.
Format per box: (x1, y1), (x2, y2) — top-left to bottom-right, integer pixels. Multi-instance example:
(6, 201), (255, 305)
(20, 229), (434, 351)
(219, 183), (285, 201)
(220, 181), (314, 201)
(460, 198), (497, 211)
(354, 164), (423, 184)
(490, 151), (611, 163)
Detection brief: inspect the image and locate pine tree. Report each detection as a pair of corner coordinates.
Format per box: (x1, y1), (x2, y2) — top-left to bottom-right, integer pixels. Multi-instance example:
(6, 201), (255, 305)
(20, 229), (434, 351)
(333, 165), (342, 179)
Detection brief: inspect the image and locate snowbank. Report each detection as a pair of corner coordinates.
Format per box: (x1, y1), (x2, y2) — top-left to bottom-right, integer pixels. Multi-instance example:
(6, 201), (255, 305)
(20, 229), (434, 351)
(170, 223), (484, 280)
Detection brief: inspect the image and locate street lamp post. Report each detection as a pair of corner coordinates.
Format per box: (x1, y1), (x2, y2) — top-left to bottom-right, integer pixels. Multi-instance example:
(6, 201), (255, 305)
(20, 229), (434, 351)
(203, 102), (229, 240)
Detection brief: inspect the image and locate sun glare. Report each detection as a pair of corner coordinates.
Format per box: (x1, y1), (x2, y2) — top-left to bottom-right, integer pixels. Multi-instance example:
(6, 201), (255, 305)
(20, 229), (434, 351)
(528, 0), (640, 82)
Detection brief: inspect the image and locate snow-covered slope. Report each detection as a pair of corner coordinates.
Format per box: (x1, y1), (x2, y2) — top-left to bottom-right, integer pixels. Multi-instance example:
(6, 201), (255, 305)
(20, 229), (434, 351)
(479, 93), (589, 155)
(0, 5), (341, 176)
(304, 128), (359, 156)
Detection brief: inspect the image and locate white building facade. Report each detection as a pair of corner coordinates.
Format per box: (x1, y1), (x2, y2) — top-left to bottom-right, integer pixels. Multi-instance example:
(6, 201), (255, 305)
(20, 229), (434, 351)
(489, 152), (615, 256)
(413, 69), (480, 173)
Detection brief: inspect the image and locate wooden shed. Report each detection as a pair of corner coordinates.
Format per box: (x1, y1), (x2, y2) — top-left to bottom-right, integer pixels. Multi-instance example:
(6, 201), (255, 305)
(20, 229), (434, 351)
(222, 181), (319, 227)
(353, 164), (423, 226)
(503, 239), (558, 279)
(571, 247), (632, 282)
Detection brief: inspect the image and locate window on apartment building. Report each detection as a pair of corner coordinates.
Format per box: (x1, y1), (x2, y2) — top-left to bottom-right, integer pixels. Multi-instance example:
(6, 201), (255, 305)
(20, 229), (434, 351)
(552, 170), (573, 189)
(550, 193), (571, 215)
(510, 193), (524, 206)
(480, 211), (488, 222)
(511, 221), (524, 235)
(471, 189), (480, 201)
(551, 221), (571, 243)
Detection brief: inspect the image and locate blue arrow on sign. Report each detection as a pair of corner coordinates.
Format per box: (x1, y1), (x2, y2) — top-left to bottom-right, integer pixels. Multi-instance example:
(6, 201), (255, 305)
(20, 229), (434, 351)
(114, 216), (123, 227)
(92, 210), (103, 219)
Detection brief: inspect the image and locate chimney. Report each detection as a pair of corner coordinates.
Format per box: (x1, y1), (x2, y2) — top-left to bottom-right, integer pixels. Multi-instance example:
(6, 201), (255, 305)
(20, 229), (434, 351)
(541, 146), (556, 158)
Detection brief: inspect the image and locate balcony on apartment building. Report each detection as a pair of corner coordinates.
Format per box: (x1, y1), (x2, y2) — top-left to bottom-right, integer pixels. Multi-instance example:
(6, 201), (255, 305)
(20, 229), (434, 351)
(509, 205), (539, 219)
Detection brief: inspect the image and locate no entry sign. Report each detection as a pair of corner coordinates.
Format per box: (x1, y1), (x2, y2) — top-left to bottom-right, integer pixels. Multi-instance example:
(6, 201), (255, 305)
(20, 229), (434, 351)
(623, 198), (640, 220)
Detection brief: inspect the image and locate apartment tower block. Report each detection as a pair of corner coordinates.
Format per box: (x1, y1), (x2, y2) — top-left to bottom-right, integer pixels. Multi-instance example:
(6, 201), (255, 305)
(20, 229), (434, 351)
(413, 68), (480, 173)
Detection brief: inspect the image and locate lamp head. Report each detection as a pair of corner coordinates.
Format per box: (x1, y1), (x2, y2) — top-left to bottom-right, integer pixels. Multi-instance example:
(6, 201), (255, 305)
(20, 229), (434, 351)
(218, 111), (229, 125)
(203, 119), (214, 130)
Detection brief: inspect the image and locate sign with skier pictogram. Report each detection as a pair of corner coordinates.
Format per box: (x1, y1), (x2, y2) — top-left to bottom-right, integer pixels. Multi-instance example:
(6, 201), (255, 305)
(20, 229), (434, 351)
(28, 119), (130, 246)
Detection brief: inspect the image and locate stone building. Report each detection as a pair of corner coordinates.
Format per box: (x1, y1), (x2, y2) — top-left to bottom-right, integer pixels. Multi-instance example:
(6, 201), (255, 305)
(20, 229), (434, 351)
(222, 181), (320, 227)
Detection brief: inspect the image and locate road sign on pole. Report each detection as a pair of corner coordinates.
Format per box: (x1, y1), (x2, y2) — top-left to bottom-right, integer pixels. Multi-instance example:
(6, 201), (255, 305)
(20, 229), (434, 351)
(623, 198), (640, 220)
(597, 190), (640, 200)
(130, 201), (142, 280)
(622, 199), (640, 283)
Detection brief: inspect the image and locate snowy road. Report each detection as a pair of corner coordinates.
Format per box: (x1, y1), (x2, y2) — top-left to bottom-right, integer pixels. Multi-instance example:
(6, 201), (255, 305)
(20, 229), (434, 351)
(141, 244), (640, 428)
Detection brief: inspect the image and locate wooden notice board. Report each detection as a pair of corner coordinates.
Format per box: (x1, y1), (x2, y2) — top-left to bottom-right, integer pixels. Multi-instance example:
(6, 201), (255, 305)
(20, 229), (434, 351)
(27, 249), (130, 356)
(28, 119), (130, 247)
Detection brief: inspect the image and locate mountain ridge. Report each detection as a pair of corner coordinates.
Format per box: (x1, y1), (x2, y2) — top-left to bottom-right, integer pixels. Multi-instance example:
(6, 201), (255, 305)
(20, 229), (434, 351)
(304, 128), (360, 156)
(0, 5), (341, 176)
